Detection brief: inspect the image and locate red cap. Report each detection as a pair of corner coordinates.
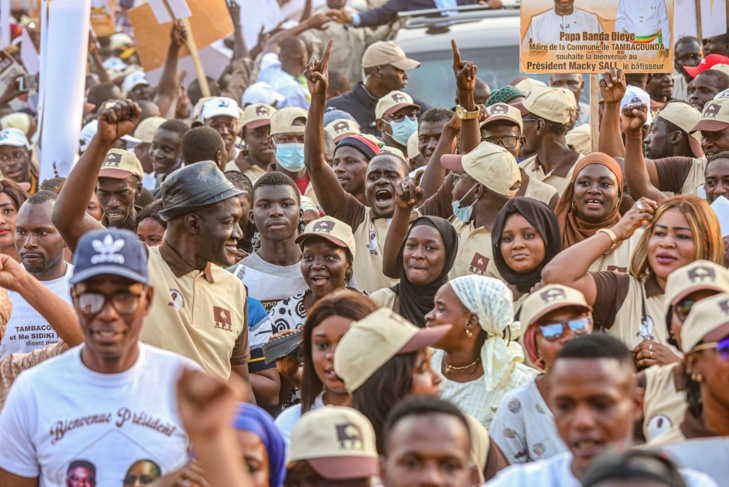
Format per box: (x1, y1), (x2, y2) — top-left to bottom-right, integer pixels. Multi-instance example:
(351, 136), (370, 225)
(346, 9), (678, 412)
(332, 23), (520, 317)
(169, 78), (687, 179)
(684, 54), (729, 78)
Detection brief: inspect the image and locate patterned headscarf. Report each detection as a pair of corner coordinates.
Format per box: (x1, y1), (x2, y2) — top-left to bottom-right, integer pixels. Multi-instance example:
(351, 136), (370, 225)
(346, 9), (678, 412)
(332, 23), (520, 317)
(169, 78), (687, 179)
(487, 86), (526, 107)
(449, 276), (524, 392)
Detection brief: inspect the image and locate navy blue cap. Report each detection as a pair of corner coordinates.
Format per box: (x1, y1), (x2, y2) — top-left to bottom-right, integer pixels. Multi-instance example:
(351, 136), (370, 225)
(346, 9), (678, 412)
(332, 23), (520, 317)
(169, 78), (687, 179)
(70, 228), (149, 285)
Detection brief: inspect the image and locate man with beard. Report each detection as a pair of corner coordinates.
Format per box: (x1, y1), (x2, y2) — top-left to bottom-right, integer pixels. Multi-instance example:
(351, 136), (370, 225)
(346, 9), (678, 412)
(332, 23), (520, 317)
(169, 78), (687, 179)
(95, 149), (144, 231)
(485, 334), (716, 486)
(0, 191), (72, 356)
(306, 43), (409, 292)
(0, 128), (38, 194)
(226, 104), (276, 184)
(53, 100), (251, 381)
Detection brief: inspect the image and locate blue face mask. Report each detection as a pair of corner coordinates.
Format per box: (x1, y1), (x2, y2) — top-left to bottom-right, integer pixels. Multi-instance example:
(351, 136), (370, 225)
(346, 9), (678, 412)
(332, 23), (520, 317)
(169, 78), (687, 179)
(386, 117), (418, 146)
(451, 183), (478, 223)
(275, 143), (306, 172)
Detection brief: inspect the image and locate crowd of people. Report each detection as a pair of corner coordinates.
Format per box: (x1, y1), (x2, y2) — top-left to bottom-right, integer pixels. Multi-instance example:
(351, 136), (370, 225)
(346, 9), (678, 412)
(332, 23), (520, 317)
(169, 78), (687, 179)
(0, 0), (726, 486)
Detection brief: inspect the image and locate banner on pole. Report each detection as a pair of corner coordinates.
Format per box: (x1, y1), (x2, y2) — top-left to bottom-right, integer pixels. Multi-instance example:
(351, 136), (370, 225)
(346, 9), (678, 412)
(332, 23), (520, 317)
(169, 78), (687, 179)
(520, 0), (675, 74)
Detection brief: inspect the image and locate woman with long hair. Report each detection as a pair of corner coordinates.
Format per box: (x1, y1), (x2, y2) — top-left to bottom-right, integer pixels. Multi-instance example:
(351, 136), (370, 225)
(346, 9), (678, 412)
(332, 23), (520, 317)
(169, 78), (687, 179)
(274, 290), (377, 443)
(490, 198), (562, 314)
(333, 308), (451, 453)
(554, 152), (641, 273)
(425, 275), (537, 429)
(543, 195), (724, 367)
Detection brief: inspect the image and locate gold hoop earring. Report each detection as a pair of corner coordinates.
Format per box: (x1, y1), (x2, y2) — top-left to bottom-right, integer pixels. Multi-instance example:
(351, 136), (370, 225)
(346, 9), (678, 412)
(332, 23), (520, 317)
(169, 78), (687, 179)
(691, 372), (703, 383)
(466, 328), (473, 338)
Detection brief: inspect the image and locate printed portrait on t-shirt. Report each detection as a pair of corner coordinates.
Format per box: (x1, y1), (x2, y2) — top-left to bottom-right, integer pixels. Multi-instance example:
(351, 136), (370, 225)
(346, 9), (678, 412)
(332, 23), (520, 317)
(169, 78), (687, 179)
(123, 459), (161, 486)
(66, 460), (96, 487)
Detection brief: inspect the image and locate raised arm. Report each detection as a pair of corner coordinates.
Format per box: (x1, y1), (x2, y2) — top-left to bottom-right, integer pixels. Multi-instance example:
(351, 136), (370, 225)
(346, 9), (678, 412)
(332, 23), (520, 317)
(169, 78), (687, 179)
(598, 67), (627, 157)
(383, 179), (422, 278)
(542, 198), (656, 306)
(226, 0), (249, 60)
(88, 31), (111, 84)
(419, 113), (459, 200)
(622, 103), (665, 202)
(263, 14), (330, 54)
(303, 40), (347, 216)
(452, 40), (480, 155)
(53, 100), (141, 252)
(154, 23), (186, 119)
(0, 255), (82, 347)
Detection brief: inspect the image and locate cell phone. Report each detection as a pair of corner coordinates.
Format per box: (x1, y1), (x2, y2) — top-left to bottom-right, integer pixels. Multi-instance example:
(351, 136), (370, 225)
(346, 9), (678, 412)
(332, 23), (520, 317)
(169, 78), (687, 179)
(262, 329), (303, 364)
(16, 75), (37, 92)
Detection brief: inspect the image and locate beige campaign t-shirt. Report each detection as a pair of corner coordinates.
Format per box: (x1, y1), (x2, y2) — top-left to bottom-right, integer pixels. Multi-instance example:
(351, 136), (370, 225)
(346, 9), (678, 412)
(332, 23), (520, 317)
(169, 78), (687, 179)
(520, 151), (584, 196)
(643, 363), (687, 442)
(140, 247), (249, 378)
(449, 219), (494, 280)
(588, 229), (643, 274)
(370, 287), (397, 310)
(333, 193), (397, 294)
(654, 156), (707, 196)
(224, 160), (267, 185)
(516, 169), (560, 209)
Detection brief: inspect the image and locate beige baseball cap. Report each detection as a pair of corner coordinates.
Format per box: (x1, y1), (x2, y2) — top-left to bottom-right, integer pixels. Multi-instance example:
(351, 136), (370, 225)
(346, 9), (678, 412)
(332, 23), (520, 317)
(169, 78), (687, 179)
(241, 103), (276, 130)
(512, 77), (546, 95)
(325, 119), (361, 143)
(333, 308), (451, 392)
(361, 41), (420, 71)
(520, 284), (592, 328)
(517, 85), (576, 124)
(295, 216), (357, 260)
(441, 142), (521, 198)
(376, 90), (421, 120)
(270, 107), (308, 135)
(98, 149), (144, 180)
(565, 124), (592, 155)
(288, 406), (379, 480)
(407, 130), (420, 160)
(480, 103), (523, 133)
(680, 292), (729, 354)
(381, 146), (406, 159)
(710, 64), (729, 77)
(657, 103), (704, 157)
(691, 98), (729, 133)
(664, 261), (729, 320)
(133, 116), (166, 144)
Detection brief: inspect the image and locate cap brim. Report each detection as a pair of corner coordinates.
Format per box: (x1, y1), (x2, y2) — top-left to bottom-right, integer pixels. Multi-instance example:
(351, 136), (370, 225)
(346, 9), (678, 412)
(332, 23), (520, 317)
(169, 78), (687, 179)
(98, 168), (134, 179)
(441, 154), (464, 172)
(244, 119), (271, 129)
(688, 135), (704, 157)
(307, 456), (379, 480)
(684, 65), (705, 78)
(0, 141), (28, 148)
(69, 265), (148, 286)
(670, 283), (728, 306)
(391, 58), (421, 71)
(400, 324), (452, 354)
(691, 119), (729, 133)
(701, 321), (729, 343)
(511, 101), (530, 117)
(203, 111), (239, 121)
(122, 135), (141, 148)
(295, 233), (347, 249)
(480, 114), (520, 128)
(159, 187), (243, 221)
(526, 302), (592, 327)
(385, 103), (421, 117)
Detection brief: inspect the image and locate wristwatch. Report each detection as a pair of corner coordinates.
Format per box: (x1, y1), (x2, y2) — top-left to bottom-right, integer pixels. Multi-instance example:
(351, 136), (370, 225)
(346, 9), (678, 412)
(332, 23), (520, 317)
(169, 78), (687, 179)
(456, 105), (481, 120)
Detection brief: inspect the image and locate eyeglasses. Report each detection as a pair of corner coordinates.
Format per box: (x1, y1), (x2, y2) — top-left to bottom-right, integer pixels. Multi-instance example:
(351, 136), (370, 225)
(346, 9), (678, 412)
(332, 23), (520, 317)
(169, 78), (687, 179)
(673, 299), (697, 323)
(74, 289), (146, 317)
(482, 136), (520, 149)
(690, 336), (729, 361)
(538, 316), (591, 341)
(123, 475), (155, 485)
(386, 111), (418, 122)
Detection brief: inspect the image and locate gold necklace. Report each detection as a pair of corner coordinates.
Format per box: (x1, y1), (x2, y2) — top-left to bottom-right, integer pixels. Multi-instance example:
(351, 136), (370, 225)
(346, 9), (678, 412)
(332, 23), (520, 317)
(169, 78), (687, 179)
(443, 357), (481, 374)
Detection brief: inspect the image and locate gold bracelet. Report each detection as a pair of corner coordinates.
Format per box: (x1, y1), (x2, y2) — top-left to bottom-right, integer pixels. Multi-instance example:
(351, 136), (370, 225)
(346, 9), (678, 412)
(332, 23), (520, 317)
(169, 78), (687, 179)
(596, 228), (618, 245)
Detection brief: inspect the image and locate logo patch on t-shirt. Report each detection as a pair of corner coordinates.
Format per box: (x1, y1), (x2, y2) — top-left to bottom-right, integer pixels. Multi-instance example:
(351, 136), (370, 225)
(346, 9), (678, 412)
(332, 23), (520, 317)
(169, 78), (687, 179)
(368, 231), (379, 256)
(469, 253), (489, 275)
(168, 289), (185, 310)
(214, 306), (233, 332)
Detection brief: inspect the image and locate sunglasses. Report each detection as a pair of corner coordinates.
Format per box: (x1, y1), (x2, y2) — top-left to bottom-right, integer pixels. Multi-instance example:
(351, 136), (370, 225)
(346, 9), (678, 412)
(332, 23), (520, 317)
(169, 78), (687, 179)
(673, 299), (697, 323)
(690, 336), (729, 361)
(538, 316), (591, 341)
(74, 291), (145, 317)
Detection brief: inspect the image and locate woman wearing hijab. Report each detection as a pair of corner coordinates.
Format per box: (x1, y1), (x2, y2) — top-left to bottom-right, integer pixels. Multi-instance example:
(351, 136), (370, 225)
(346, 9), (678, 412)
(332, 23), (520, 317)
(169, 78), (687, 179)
(425, 275), (538, 429)
(376, 180), (458, 327)
(233, 403), (287, 487)
(555, 152), (642, 273)
(490, 198), (562, 314)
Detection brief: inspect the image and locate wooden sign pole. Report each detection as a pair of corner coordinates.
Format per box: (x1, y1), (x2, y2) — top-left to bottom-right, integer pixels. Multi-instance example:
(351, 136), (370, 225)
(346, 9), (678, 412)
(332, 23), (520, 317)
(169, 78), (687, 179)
(590, 73), (599, 153)
(695, 0), (703, 44)
(160, 0), (210, 97)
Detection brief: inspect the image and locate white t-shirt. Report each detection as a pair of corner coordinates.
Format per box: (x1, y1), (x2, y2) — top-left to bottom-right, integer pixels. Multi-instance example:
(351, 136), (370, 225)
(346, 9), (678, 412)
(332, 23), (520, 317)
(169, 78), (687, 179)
(0, 343), (199, 486)
(0, 264), (73, 357)
(522, 8), (604, 48)
(484, 451), (719, 487)
(231, 253), (308, 313)
(275, 393), (324, 448)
